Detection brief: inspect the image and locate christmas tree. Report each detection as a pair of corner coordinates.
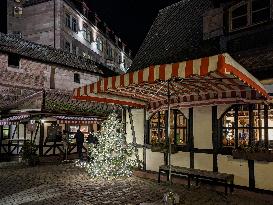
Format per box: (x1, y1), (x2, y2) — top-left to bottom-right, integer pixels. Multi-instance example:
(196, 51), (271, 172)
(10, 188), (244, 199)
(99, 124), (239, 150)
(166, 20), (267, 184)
(84, 112), (139, 179)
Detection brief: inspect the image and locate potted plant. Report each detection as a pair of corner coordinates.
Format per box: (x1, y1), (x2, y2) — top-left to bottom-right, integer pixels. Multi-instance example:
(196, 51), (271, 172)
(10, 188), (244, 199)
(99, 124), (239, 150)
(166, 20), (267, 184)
(21, 140), (39, 166)
(232, 143), (273, 162)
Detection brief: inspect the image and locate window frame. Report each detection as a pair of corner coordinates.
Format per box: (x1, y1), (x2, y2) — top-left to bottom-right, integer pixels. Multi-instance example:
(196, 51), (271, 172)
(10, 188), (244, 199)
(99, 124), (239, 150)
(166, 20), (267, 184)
(229, 0), (271, 32)
(74, 73), (80, 84)
(96, 37), (103, 51)
(106, 44), (113, 59)
(149, 109), (188, 146)
(219, 104), (273, 150)
(65, 13), (71, 29)
(64, 41), (71, 53)
(71, 17), (78, 32)
(8, 53), (20, 68)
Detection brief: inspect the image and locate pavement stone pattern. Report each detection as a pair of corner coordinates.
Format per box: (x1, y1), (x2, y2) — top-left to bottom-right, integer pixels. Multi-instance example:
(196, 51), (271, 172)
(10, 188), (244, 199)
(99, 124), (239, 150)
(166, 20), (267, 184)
(0, 163), (272, 205)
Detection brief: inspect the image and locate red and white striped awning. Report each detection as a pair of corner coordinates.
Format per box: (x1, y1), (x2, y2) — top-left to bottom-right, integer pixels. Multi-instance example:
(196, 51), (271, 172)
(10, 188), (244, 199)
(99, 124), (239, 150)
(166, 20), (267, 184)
(73, 53), (270, 112)
(55, 116), (102, 125)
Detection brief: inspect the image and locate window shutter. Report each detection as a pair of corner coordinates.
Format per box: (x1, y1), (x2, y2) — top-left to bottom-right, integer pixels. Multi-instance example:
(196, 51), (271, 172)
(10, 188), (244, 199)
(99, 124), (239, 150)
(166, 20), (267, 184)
(203, 8), (224, 40)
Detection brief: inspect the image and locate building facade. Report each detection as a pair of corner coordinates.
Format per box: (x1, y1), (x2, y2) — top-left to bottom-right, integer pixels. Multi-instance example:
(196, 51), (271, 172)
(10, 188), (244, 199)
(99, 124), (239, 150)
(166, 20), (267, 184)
(2, 0), (132, 73)
(0, 33), (117, 159)
(74, 0), (273, 193)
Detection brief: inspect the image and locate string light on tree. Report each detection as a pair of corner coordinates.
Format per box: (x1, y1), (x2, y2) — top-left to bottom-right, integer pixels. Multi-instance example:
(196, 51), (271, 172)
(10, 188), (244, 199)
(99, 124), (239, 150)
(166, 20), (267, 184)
(77, 112), (139, 179)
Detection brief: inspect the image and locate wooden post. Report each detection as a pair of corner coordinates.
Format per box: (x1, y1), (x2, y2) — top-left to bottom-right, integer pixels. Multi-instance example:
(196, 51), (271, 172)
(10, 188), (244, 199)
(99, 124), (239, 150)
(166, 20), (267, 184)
(39, 121), (44, 156)
(234, 105), (239, 148)
(248, 104), (255, 190)
(23, 123), (26, 140)
(264, 104), (269, 147)
(212, 106), (218, 172)
(249, 104), (254, 146)
(173, 110), (177, 145)
(143, 108), (148, 171)
(17, 123), (20, 154)
(189, 108), (194, 169)
(0, 115), (2, 160)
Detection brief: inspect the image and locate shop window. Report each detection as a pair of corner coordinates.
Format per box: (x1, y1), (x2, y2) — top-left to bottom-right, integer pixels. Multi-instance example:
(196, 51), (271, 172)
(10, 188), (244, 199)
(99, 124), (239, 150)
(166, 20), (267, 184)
(74, 73), (80, 83)
(68, 125), (90, 142)
(96, 37), (103, 51)
(229, 0), (270, 31)
(220, 104), (273, 149)
(150, 110), (187, 145)
(3, 125), (9, 139)
(8, 53), (20, 68)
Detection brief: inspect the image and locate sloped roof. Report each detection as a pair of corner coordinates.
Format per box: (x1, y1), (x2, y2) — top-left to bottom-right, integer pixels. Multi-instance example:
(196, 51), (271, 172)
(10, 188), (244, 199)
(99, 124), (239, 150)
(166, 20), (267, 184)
(0, 33), (118, 76)
(3, 89), (118, 117)
(130, 0), (218, 71)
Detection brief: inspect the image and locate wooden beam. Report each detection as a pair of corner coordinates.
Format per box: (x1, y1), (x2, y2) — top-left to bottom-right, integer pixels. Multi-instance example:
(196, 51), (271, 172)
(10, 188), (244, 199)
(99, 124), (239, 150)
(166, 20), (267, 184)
(39, 122), (44, 156)
(234, 105), (239, 148)
(189, 108), (194, 169)
(249, 104), (254, 145)
(264, 104), (269, 147)
(248, 160), (255, 190)
(143, 108), (147, 171)
(212, 106), (218, 172)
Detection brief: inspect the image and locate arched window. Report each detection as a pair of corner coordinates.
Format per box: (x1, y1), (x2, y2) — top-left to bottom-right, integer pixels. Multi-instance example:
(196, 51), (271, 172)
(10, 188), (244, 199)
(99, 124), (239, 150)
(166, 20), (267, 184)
(220, 104), (273, 149)
(150, 110), (187, 145)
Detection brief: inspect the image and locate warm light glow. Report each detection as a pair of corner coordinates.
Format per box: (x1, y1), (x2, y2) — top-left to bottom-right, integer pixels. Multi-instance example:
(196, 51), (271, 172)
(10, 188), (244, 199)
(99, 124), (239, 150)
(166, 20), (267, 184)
(75, 112), (140, 179)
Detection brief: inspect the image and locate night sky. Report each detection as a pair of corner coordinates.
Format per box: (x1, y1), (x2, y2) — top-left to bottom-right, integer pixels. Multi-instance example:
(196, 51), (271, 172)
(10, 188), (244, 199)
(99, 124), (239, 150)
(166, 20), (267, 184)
(87, 0), (181, 56)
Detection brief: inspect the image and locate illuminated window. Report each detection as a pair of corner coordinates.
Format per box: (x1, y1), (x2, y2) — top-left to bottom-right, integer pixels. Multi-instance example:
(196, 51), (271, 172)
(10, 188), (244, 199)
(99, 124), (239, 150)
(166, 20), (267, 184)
(65, 13), (71, 29)
(150, 110), (187, 145)
(14, 6), (22, 16)
(106, 44), (113, 58)
(72, 17), (77, 32)
(229, 0), (270, 31)
(3, 125), (9, 139)
(220, 104), (273, 149)
(96, 37), (103, 51)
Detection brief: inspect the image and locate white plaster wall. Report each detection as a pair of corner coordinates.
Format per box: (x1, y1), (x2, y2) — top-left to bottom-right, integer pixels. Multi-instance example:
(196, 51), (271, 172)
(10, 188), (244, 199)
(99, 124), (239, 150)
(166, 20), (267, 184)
(194, 153), (213, 171)
(193, 107), (212, 149)
(218, 155), (249, 186)
(125, 109), (145, 145)
(146, 149), (164, 172)
(171, 152), (190, 168)
(217, 104), (231, 119)
(255, 161), (273, 190)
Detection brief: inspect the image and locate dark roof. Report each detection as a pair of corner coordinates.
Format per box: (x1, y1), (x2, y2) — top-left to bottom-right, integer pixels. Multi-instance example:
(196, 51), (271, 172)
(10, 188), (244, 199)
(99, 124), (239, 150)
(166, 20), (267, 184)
(0, 33), (118, 76)
(2, 89), (118, 117)
(232, 48), (273, 80)
(130, 0), (219, 71)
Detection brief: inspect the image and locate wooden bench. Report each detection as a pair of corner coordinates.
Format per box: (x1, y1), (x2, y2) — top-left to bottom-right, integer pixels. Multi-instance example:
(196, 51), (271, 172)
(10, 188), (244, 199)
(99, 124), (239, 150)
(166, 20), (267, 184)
(158, 165), (234, 194)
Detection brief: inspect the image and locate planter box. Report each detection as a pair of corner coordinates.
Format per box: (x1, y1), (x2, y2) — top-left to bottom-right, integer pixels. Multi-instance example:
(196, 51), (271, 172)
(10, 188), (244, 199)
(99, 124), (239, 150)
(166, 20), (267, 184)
(151, 144), (178, 154)
(232, 150), (273, 162)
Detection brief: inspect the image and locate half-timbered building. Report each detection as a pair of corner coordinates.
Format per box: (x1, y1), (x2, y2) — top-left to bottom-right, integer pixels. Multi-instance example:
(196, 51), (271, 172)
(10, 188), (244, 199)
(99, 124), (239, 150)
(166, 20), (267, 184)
(0, 33), (118, 160)
(73, 0), (273, 193)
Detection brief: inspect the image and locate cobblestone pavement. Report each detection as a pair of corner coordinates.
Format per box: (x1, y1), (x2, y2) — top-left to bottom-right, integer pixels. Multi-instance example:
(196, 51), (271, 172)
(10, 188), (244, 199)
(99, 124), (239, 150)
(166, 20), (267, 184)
(0, 163), (272, 205)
